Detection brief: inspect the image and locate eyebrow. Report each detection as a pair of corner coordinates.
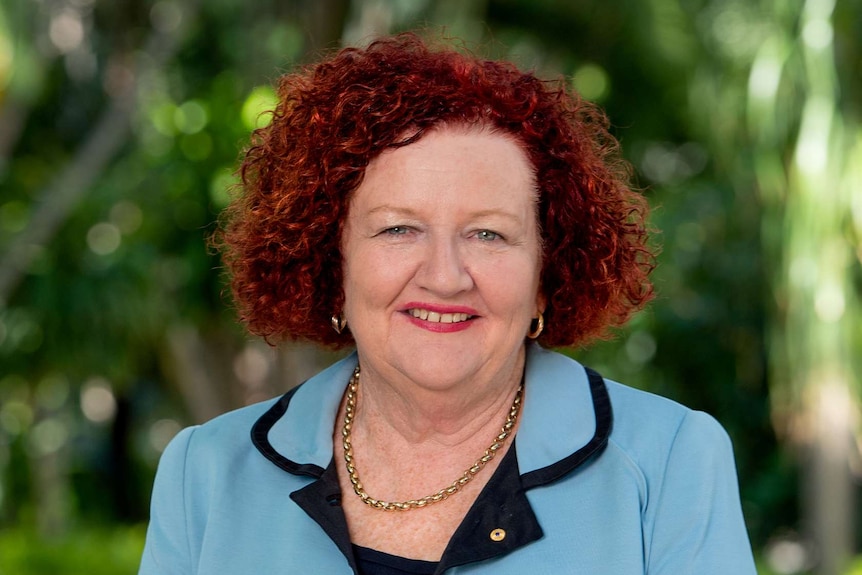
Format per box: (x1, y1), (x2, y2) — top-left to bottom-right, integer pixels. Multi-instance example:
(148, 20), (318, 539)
(365, 205), (421, 218)
(365, 205), (526, 224)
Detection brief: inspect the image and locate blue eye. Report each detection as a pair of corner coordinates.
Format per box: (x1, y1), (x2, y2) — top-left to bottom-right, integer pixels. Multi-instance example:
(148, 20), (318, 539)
(385, 226), (409, 235)
(476, 230), (500, 241)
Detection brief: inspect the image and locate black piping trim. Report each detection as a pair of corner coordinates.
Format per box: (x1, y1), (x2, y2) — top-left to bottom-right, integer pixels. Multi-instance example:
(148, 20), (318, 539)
(519, 366), (613, 489)
(251, 366), (612, 488)
(250, 383), (326, 479)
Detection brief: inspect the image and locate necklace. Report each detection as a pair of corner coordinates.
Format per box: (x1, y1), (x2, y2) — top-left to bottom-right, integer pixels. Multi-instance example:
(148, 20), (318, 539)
(341, 365), (524, 511)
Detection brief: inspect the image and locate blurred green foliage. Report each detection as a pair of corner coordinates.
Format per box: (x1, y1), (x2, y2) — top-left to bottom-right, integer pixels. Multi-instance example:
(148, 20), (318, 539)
(0, 0), (859, 574)
(0, 525), (145, 575)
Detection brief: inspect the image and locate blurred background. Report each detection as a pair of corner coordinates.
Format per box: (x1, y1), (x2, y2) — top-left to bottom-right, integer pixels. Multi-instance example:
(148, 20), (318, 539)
(0, 0), (860, 573)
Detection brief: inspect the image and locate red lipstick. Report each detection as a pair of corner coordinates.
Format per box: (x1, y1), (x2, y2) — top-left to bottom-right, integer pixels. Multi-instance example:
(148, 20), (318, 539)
(400, 302), (479, 333)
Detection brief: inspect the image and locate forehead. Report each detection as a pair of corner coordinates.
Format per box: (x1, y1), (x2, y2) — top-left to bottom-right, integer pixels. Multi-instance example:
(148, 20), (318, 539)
(350, 125), (538, 212)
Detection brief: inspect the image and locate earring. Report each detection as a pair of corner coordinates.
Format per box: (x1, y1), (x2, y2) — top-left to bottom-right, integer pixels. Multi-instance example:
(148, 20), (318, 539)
(527, 312), (544, 339)
(331, 313), (347, 334)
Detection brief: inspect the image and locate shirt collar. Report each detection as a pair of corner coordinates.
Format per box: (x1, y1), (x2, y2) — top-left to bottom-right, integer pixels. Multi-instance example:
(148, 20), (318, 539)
(255, 353), (357, 474)
(516, 344), (600, 474)
(252, 345), (610, 483)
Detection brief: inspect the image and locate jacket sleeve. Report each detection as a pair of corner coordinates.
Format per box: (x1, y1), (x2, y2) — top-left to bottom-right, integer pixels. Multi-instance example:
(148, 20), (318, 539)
(645, 410), (757, 574)
(138, 426), (199, 575)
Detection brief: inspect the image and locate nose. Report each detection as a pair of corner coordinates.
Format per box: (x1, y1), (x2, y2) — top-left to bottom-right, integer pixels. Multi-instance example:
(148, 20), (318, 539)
(415, 236), (473, 296)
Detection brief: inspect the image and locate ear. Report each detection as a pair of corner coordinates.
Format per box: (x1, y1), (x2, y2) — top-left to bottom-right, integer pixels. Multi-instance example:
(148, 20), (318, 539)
(535, 291), (547, 316)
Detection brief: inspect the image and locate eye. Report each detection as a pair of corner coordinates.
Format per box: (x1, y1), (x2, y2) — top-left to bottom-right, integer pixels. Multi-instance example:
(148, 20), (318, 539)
(384, 226), (409, 235)
(476, 230), (500, 241)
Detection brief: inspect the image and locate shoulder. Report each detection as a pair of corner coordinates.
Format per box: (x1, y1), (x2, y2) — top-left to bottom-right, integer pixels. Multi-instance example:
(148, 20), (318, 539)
(157, 396), (284, 472)
(199, 396), (282, 445)
(602, 379), (735, 483)
(157, 352), (359, 479)
(606, 380), (730, 448)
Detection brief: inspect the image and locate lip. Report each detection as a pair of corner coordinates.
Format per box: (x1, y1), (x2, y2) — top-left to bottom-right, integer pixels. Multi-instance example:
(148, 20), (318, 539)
(400, 302), (480, 333)
(400, 302), (480, 316)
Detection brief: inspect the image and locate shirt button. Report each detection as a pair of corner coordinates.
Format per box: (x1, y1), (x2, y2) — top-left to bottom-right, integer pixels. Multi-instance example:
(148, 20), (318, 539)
(490, 528), (506, 542)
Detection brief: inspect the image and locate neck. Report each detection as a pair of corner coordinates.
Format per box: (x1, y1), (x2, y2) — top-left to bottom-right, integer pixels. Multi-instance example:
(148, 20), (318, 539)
(350, 348), (526, 447)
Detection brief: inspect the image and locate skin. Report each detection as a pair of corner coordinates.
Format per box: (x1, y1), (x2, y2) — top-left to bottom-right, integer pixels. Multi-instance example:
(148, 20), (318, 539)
(341, 124), (545, 436)
(336, 125), (546, 559)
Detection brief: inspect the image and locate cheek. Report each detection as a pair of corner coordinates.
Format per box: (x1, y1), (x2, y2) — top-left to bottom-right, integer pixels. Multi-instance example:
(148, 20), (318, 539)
(475, 255), (542, 311)
(343, 246), (412, 307)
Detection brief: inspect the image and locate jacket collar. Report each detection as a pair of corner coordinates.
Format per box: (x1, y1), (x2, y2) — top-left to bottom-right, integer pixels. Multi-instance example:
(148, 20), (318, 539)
(252, 344), (611, 483)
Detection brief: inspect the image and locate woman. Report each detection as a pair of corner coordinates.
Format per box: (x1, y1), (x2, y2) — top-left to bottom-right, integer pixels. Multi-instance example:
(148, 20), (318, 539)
(139, 34), (756, 574)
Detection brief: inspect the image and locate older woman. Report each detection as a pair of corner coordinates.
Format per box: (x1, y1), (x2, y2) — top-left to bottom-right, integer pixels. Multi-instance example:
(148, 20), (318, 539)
(139, 34), (756, 574)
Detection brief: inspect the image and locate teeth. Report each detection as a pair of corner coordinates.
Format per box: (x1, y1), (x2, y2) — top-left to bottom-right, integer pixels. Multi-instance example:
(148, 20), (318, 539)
(409, 309), (471, 323)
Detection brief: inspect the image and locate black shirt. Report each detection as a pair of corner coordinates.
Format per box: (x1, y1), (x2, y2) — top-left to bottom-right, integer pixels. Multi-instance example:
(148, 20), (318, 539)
(353, 545), (437, 575)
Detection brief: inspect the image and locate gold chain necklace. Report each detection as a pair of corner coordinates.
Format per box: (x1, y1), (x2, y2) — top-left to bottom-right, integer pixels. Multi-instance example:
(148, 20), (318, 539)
(341, 365), (523, 511)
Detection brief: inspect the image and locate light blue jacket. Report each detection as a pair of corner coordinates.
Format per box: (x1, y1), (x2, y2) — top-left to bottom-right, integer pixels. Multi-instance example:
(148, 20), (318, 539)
(139, 345), (756, 574)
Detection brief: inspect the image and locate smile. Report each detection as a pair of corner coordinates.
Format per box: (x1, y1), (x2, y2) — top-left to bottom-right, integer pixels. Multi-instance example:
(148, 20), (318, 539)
(408, 309), (473, 323)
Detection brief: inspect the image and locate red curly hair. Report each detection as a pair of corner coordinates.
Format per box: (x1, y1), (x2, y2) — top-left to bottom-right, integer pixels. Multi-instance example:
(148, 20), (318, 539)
(219, 33), (655, 349)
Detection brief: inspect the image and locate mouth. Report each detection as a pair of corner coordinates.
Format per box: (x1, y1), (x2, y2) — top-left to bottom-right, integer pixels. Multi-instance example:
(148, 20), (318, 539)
(407, 308), (474, 324)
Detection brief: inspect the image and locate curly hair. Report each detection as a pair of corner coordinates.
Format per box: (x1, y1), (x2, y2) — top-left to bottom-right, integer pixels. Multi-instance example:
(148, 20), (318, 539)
(218, 33), (655, 349)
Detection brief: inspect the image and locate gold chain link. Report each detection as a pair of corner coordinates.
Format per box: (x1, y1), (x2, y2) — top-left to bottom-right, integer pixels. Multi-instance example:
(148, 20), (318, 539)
(342, 365), (523, 511)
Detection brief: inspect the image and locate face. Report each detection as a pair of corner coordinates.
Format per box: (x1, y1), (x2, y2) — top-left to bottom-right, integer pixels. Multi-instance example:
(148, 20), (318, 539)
(341, 126), (545, 393)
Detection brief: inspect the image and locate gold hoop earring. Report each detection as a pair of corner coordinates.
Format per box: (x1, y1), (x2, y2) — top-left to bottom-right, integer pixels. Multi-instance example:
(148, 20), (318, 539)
(527, 312), (544, 339)
(331, 314), (347, 334)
